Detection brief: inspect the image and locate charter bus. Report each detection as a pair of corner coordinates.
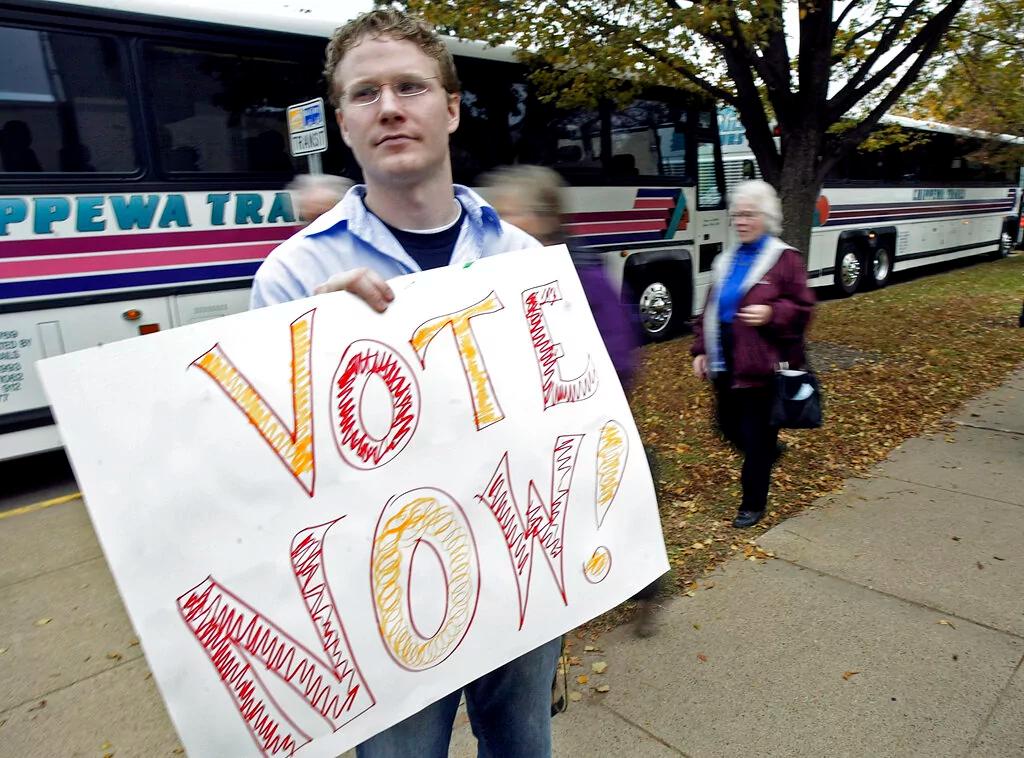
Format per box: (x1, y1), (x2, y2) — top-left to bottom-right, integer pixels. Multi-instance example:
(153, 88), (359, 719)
(716, 110), (1024, 294)
(0, 0), (734, 459)
(2, 0), (1020, 461)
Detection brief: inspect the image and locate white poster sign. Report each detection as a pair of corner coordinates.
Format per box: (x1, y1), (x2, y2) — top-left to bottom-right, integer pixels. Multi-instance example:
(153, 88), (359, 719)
(39, 246), (668, 757)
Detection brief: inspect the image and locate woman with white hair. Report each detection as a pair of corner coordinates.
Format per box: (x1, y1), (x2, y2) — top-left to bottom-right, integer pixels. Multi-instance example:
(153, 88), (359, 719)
(690, 180), (815, 528)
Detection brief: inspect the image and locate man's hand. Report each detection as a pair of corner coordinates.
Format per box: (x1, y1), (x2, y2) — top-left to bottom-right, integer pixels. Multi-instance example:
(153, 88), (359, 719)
(737, 304), (772, 326)
(314, 267), (395, 313)
(692, 354), (708, 380)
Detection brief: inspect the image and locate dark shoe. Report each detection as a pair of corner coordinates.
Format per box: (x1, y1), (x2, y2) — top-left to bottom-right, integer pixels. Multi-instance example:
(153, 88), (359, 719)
(633, 599), (657, 639)
(550, 668), (566, 716)
(733, 510), (765, 528)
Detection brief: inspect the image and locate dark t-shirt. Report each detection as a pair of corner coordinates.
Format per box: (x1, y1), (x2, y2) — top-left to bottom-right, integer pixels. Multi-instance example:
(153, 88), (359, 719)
(381, 205), (467, 271)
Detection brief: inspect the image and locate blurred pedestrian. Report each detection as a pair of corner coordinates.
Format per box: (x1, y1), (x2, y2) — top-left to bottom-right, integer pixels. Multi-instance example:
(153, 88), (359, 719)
(287, 173), (354, 223)
(481, 165), (663, 637)
(690, 180), (815, 528)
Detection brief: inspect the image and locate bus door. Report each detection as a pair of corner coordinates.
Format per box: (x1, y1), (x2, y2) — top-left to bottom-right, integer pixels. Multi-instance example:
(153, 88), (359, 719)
(692, 114), (729, 311)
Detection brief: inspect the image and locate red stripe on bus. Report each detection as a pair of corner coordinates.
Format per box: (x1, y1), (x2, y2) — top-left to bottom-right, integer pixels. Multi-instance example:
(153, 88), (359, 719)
(563, 210), (671, 223)
(563, 220), (667, 235)
(633, 199), (675, 209)
(828, 201), (1010, 218)
(0, 243), (276, 280)
(0, 225), (302, 259)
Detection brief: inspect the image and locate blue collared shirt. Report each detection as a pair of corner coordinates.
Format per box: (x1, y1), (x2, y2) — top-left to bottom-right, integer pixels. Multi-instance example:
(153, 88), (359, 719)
(250, 184), (540, 308)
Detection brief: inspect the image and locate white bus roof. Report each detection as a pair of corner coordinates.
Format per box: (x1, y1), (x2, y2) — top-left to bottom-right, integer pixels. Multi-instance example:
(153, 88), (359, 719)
(24, 0), (520, 63)
(881, 115), (1024, 146)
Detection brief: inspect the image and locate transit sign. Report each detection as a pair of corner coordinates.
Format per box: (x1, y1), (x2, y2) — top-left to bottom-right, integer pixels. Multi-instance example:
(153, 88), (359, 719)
(287, 97), (328, 157)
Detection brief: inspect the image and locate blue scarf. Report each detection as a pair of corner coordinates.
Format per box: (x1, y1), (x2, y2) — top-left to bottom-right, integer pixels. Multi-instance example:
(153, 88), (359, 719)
(711, 235), (767, 373)
(717, 235), (767, 324)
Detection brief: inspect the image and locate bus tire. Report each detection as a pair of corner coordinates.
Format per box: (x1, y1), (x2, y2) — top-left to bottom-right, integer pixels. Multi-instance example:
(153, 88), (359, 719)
(868, 246), (892, 289)
(636, 274), (682, 342)
(835, 245), (864, 296)
(994, 227), (1013, 259)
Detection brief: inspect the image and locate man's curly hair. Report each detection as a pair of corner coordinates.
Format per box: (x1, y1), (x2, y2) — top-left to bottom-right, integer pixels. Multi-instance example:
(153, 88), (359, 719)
(323, 9), (460, 108)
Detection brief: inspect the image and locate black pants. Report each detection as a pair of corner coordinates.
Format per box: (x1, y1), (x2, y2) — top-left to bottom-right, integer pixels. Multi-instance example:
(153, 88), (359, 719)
(713, 378), (779, 512)
(713, 324), (779, 512)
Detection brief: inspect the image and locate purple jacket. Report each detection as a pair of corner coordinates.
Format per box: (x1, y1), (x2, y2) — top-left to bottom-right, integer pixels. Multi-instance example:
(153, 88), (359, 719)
(575, 258), (639, 390)
(692, 241), (814, 388)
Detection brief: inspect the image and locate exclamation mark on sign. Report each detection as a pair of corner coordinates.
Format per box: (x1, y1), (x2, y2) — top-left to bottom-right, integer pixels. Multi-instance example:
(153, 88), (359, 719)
(583, 420), (628, 584)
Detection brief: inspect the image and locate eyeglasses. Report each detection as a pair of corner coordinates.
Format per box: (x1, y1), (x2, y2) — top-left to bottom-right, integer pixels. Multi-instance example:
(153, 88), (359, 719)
(729, 210), (763, 220)
(342, 76), (442, 107)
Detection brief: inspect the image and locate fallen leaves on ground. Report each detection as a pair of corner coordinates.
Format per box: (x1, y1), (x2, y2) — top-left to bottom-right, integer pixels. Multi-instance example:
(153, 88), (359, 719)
(584, 257), (1024, 634)
(842, 671), (860, 681)
(33, 618), (52, 627)
(595, 684), (611, 693)
(937, 620), (957, 629)
(697, 653), (708, 663)
(27, 700), (46, 712)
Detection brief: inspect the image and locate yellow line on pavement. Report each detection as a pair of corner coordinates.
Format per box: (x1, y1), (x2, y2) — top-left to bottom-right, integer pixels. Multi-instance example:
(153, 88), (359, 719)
(0, 492), (82, 520)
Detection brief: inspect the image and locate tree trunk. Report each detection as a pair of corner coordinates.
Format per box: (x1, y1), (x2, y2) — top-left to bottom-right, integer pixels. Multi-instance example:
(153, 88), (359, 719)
(775, 127), (824, 257)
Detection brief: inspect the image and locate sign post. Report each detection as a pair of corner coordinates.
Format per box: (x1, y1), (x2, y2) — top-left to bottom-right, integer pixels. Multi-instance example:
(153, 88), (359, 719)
(287, 97), (328, 175)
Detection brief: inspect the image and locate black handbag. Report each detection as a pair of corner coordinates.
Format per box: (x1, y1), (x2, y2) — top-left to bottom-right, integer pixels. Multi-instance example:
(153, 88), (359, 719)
(771, 365), (823, 429)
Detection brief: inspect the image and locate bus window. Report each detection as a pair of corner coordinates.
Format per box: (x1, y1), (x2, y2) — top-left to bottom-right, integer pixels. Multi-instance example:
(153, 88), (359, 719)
(697, 140), (724, 208)
(142, 43), (320, 176)
(609, 98), (688, 179)
(0, 25), (136, 174)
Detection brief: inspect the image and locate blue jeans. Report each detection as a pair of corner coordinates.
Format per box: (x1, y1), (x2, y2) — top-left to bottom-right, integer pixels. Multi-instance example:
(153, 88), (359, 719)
(356, 637), (562, 758)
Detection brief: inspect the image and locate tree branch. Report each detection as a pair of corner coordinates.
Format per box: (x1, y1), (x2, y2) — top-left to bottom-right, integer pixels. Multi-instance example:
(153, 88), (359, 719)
(821, 4), (965, 179)
(828, 0), (966, 120)
(796, 0), (836, 118)
(628, 36), (735, 103)
(832, 16), (887, 64)
(717, 38), (782, 182)
(831, 0), (866, 34)
(833, 0), (926, 97)
(720, 8), (790, 100)
(759, 4), (792, 95)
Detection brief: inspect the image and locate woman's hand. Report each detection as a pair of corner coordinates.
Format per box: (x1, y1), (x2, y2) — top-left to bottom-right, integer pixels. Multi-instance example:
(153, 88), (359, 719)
(737, 304), (773, 327)
(692, 354), (708, 380)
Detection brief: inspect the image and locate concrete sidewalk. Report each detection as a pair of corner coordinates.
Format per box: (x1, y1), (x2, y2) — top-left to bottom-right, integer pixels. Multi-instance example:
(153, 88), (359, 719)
(2, 369), (1022, 757)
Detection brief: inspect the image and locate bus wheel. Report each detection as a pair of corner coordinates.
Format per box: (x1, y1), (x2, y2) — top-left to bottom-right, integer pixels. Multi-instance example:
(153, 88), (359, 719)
(868, 247), (892, 288)
(637, 279), (678, 341)
(995, 230), (1013, 259)
(835, 245), (863, 296)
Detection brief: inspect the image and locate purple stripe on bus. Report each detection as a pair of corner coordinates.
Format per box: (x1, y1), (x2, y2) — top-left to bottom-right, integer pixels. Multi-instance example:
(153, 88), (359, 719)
(0, 225), (302, 259)
(827, 202), (1013, 220)
(829, 198), (1012, 212)
(636, 188), (681, 198)
(563, 210), (672, 224)
(571, 230), (664, 246)
(0, 262), (261, 300)
(823, 205), (1012, 226)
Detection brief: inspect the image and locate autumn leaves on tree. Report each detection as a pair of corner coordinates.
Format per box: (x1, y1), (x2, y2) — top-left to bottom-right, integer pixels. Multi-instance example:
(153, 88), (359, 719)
(402, 0), (973, 253)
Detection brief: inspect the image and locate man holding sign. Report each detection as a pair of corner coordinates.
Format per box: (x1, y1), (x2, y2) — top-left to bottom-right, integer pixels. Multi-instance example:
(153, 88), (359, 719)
(251, 10), (558, 757)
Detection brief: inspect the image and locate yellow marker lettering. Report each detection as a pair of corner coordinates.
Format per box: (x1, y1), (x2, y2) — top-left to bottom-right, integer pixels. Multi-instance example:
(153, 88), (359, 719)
(410, 292), (505, 430)
(192, 309), (316, 495)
